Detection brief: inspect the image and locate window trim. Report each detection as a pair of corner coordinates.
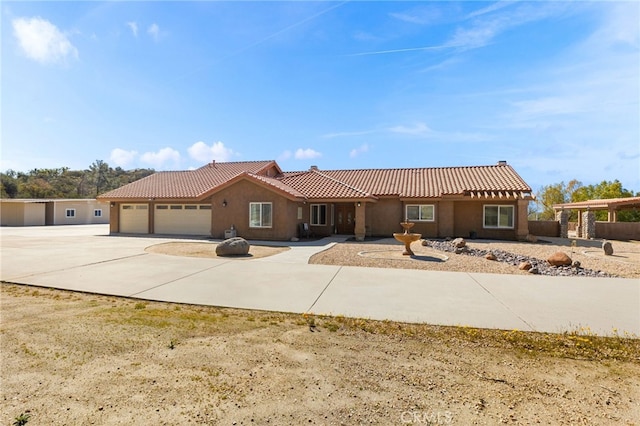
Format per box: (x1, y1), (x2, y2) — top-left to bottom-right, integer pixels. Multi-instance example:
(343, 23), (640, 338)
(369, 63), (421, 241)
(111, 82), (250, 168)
(249, 202), (273, 228)
(405, 204), (435, 222)
(310, 204), (328, 226)
(483, 205), (515, 229)
(65, 208), (76, 218)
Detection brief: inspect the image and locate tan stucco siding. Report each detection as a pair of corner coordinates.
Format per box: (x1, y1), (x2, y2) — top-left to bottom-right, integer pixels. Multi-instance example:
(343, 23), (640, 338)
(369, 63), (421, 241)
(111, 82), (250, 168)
(453, 200), (522, 240)
(365, 199), (403, 237)
(211, 179), (299, 240)
(53, 200), (110, 225)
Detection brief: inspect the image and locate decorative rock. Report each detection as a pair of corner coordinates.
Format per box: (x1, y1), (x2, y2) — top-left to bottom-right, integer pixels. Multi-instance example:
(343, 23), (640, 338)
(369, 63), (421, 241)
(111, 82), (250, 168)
(485, 252), (497, 261)
(452, 238), (466, 248)
(519, 261), (532, 271)
(572, 260), (581, 268)
(602, 241), (614, 256)
(547, 252), (572, 267)
(525, 234), (538, 243)
(528, 267), (539, 274)
(290, 237), (299, 242)
(216, 237), (250, 256)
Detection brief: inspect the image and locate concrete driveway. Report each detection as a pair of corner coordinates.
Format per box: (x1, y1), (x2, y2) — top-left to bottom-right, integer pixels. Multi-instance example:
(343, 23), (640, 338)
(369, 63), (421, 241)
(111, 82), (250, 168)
(1, 225), (638, 337)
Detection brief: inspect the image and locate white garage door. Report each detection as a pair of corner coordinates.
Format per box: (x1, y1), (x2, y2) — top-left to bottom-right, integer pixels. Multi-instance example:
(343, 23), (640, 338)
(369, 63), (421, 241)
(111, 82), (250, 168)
(120, 204), (149, 234)
(154, 204), (212, 235)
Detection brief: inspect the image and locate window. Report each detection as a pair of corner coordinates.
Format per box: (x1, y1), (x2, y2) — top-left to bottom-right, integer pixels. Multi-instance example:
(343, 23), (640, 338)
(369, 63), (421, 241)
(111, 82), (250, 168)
(65, 209), (76, 218)
(199, 205), (211, 210)
(483, 205), (514, 229)
(405, 204), (434, 222)
(185, 205), (197, 210)
(170, 205), (182, 210)
(94, 209), (102, 217)
(156, 205), (168, 210)
(249, 202), (272, 228)
(310, 204), (327, 226)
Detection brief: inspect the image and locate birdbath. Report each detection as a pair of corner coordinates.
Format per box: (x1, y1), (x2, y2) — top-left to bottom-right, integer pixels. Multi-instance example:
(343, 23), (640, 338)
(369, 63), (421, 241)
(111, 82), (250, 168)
(393, 221), (422, 256)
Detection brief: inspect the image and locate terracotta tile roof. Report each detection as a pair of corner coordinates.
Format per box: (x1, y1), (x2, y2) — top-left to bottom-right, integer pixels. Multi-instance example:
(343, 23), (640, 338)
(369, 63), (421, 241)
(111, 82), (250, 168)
(98, 161), (277, 200)
(282, 164), (532, 199)
(553, 196), (640, 210)
(98, 160), (533, 201)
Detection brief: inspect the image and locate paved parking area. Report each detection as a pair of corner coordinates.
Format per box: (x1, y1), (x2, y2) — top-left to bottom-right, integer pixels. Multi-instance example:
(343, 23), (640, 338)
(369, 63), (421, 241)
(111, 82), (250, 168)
(1, 225), (638, 336)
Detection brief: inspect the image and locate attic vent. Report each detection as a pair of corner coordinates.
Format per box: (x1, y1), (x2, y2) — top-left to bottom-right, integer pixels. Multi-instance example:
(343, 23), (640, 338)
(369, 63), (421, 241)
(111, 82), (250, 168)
(497, 160), (507, 166)
(310, 165), (318, 171)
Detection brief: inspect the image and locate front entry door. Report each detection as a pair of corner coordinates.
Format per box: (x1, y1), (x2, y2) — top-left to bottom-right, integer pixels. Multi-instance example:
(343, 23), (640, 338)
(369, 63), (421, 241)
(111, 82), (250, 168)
(335, 204), (355, 235)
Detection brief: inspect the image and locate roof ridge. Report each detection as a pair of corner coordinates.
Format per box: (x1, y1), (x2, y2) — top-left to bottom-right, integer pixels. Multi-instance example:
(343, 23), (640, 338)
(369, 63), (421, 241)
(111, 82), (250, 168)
(311, 169), (371, 197)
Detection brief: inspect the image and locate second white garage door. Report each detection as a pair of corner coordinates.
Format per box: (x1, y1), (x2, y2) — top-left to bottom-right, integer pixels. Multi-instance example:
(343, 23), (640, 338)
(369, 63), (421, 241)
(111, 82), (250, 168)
(154, 204), (211, 236)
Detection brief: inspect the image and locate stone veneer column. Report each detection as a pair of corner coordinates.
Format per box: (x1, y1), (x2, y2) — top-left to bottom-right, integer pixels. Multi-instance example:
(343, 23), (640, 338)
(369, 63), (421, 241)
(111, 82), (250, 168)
(557, 210), (569, 238)
(582, 210), (596, 239)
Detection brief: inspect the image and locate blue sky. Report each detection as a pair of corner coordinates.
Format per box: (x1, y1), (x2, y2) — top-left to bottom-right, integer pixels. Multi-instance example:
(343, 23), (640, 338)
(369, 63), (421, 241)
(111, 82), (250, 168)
(2, 1), (639, 193)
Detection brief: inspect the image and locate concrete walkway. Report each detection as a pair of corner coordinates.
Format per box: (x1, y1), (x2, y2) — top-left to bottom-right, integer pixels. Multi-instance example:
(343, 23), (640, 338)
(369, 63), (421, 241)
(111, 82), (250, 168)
(1, 225), (638, 337)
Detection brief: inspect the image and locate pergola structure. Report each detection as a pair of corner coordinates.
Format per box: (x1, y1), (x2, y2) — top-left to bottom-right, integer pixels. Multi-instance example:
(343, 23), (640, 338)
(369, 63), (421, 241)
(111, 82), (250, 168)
(553, 196), (640, 223)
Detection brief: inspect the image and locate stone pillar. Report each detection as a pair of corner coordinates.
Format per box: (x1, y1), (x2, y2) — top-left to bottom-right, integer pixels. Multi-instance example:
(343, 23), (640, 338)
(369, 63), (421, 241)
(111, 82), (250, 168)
(582, 210), (596, 239)
(557, 209), (569, 238)
(354, 202), (366, 241)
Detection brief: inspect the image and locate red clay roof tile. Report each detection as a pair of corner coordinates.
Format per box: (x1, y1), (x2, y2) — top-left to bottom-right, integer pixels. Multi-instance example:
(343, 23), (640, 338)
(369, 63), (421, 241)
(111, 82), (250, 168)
(98, 161), (532, 201)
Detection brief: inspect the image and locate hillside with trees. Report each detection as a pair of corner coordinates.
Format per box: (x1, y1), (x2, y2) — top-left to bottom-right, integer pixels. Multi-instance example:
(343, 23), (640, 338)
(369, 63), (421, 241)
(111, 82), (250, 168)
(0, 160), (154, 199)
(533, 179), (640, 222)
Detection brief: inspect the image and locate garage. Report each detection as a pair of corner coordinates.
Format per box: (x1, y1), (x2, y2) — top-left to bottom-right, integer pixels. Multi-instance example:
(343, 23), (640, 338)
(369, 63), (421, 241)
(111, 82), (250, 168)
(154, 204), (212, 236)
(120, 204), (149, 233)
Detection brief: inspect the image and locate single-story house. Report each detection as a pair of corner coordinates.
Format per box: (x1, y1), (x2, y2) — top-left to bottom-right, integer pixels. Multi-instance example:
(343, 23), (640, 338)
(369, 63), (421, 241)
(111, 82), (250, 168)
(97, 160), (533, 241)
(0, 199), (110, 227)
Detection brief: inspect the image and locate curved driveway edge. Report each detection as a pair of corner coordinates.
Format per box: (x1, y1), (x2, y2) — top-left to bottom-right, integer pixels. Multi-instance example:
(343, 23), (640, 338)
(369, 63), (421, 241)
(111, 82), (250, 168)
(1, 225), (638, 337)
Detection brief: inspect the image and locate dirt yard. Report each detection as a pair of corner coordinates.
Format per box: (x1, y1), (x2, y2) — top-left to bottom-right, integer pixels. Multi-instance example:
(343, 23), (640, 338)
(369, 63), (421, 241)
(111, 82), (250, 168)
(1, 283), (639, 425)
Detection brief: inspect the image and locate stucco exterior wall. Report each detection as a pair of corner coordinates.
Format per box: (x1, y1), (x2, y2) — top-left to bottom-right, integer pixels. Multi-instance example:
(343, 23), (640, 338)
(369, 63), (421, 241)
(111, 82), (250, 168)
(1, 203), (24, 226)
(24, 204), (46, 226)
(210, 179), (300, 240)
(366, 198), (403, 237)
(53, 200), (110, 225)
(453, 200), (521, 240)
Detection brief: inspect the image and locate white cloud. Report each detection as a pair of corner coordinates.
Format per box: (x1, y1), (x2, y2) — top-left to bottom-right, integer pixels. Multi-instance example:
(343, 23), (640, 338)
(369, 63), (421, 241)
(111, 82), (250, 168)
(388, 122), (433, 136)
(390, 6), (442, 25)
(349, 144), (369, 158)
(187, 141), (234, 163)
(127, 21), (138, 37)
(147, 23), (160, 41)
(109, 148), (138, 168)
(12, 17), (78, 64)
(294, 148), (322, 160)
(140, 147), (181, 169)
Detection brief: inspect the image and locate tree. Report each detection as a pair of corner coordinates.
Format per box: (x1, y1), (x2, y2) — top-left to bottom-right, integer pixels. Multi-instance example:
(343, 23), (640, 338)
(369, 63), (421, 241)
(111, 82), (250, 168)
(534, 180), (582, 220)
(572, 180), (639, 222)
(1, 171), (19, 198)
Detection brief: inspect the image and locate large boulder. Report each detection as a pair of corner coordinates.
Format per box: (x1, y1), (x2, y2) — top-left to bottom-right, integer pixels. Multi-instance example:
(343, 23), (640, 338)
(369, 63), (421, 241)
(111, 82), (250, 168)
(547, 252), (572, 267)
(602, 241), (614, 256)
(452, 238), (466, 248)
(216, 237), (250, 256)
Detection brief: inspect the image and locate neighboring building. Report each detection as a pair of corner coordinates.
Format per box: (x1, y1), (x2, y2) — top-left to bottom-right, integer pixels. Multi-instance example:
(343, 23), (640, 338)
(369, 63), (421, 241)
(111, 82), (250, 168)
(97, 160), (534, 241)
(0, 199), (110, 226)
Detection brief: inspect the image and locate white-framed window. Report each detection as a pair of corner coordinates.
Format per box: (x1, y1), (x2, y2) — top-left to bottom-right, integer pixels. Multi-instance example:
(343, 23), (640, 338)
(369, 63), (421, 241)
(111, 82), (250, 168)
(406, 204), (435, 222)
(65, 208), (76, 218)
(249, 202), (272, 228)
(310, 204), (327, 226)
(483, 205), (514, 229)
(94, 209), (102, 217)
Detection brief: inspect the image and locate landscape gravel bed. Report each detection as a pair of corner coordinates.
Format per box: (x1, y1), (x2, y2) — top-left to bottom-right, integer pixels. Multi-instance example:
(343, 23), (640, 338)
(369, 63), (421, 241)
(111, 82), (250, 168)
(309, 237), (640, 279)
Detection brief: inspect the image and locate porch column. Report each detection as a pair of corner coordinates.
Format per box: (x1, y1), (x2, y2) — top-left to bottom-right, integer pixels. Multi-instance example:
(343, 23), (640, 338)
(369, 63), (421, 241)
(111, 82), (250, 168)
(608, 209), (617, 222)
(557, 209), (569, 238)
(354, 202), (366, 241)
(582, 210), (596, 239)
(576, 209), (583, 237)
(516, 199), (529, 241)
